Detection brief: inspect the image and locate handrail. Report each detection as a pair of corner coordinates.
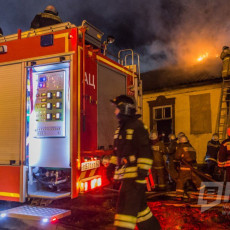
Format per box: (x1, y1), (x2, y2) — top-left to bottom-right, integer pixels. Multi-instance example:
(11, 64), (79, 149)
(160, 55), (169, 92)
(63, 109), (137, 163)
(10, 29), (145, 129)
(124, 53), (141, 80)
(118, 49), (134, 65)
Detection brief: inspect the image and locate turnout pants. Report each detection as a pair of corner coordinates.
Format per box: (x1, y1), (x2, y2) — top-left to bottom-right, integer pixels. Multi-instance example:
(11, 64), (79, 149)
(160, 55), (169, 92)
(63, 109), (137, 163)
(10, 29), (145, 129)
(176, 167), (203, 197)
(206, 160), (217, 177)
(168, 156), (178, 182)
(152, 165), (166, 190)
(114, 180), (161, 230)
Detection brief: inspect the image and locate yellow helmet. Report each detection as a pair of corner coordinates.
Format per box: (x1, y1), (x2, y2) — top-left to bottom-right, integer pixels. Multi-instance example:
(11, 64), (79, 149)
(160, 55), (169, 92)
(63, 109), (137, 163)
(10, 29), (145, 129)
(150, 131), (158, 140)
(212, 133), (219, 141)
(45, 5), (58, 14)
(179, 135), (188, 143)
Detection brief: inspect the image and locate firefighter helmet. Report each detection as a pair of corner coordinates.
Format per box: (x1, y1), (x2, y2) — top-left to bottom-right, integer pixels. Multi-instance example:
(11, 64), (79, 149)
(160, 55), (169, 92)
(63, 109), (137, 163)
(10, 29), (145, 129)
(110, 95), (136, 116)
(179, 135), (188, 143)
(223, 46), (229, 51)
(168, 133), (176, 141)
(177, 132), (185, 139)
(212, 133), (219, 141)
(150, 131), (158, 140)
(45, 5), (58, 15)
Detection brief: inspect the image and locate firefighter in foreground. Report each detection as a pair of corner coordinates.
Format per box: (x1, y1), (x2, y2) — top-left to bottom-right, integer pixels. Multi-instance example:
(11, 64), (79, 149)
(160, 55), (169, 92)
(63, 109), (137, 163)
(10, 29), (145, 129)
(30, 5), (62, 29)
(218, 128), (230, 182)
(204, 133), (220, 178)
(175, 135), (204, 198)
(107, 95), (161, 230)
(150, 131), (167, 191)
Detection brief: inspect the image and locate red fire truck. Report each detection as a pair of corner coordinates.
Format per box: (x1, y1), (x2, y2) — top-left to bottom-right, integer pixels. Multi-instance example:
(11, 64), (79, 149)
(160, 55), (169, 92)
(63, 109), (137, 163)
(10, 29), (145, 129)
(0, 21), (141, 222)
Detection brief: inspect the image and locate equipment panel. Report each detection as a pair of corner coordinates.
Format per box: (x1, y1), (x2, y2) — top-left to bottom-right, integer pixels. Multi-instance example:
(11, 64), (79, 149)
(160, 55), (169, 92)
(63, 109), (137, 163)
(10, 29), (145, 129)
(34, 70), (65, 137)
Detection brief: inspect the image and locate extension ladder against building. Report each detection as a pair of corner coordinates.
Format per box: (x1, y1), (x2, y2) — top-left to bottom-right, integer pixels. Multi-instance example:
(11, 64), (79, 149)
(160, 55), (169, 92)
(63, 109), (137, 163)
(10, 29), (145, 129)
(216, 78), (230, 142)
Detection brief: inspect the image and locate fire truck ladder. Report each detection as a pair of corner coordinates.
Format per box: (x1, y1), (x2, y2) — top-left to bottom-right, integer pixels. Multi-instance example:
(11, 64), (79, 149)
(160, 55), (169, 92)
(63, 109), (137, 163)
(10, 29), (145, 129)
(118, 49), (142, 116)
(216, 77), (230, 141)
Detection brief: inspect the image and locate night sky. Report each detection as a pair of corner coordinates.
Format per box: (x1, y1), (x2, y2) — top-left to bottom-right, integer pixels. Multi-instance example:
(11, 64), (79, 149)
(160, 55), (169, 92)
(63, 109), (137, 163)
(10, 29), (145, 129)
(0, 0), (230, 72)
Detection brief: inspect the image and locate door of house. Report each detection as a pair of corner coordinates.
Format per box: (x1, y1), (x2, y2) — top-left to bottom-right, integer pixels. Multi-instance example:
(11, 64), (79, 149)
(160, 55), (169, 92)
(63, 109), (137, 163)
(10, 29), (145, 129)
(156, 119), (172, 143)
(153, 105), (173, 143)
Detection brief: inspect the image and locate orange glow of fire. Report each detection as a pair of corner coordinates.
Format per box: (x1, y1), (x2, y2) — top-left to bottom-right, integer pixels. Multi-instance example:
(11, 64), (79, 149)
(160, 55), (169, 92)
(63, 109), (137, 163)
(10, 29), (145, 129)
(197, 52), (209, 62)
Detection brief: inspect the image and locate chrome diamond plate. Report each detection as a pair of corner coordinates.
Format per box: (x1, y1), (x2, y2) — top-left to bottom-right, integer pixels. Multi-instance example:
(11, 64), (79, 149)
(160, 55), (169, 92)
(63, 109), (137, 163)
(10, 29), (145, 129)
(0, 205), (71, 220)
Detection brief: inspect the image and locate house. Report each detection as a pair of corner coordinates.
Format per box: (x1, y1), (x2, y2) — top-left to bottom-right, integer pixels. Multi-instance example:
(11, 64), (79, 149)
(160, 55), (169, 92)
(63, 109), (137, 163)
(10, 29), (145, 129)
(141, 59), (223, 163)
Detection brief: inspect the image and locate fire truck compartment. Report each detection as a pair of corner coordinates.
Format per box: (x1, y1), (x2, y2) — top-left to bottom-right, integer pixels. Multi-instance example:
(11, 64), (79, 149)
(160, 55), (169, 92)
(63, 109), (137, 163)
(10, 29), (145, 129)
(97, 63), (126, 149)
(27, 62), (70, 168)
(0, 205), (71, 221)
(27, 62), (71, 198)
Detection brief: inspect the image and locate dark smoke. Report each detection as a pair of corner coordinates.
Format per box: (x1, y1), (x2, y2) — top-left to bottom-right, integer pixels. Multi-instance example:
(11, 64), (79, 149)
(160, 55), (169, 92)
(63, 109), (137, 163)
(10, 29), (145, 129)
(0, 0), (229, 72)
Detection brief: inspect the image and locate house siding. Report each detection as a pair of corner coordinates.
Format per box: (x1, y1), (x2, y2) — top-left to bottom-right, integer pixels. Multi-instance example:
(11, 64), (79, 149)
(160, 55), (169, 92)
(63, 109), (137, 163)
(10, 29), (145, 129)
(143, 83), (222, 163)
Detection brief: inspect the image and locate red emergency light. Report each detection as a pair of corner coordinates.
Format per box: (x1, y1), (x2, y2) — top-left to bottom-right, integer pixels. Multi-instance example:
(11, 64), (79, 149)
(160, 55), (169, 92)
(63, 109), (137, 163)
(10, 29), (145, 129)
(51, 217), (57, 223)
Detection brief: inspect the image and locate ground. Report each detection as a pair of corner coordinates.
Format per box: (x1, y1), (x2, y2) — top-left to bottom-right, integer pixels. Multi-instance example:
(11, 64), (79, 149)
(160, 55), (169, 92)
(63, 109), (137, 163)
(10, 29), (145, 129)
(0, 188), (230, 230)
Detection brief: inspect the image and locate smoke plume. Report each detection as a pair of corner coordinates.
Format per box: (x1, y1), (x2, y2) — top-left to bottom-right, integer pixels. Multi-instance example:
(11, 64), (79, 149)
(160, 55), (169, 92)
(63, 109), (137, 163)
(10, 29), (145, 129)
(0, 0), (229, 72)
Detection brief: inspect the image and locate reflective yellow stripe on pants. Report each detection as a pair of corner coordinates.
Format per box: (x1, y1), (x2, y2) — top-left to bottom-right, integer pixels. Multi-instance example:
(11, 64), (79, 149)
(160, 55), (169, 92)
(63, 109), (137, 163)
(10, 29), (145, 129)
(137, 207), (153, 223)
(114, 214), (137, 229)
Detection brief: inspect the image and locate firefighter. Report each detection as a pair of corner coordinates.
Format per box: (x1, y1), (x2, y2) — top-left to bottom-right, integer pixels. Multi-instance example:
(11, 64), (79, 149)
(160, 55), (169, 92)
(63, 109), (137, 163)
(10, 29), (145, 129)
(220, 46), (230, 110)
(220, 46), (230, 79)
(177, 132), (185, 140)
(107, 95), (161, 230)
(173, 132), (186, 171)
(0, 28), (3, 36)
(204, 133), (220, 178)
(167, 133), (178, 183)
(220, 46), (230, 61)
(150, 131), (167, 191)
(30, 5), (62, 29)
(218, 128), (230, 182)
(175, 135), (204, 198)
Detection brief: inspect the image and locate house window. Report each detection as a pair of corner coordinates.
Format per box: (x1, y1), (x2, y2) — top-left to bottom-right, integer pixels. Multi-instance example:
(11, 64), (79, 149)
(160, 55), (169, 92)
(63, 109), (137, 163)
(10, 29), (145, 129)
(148, 96), (175, 137)
(153, 105), (172, 120)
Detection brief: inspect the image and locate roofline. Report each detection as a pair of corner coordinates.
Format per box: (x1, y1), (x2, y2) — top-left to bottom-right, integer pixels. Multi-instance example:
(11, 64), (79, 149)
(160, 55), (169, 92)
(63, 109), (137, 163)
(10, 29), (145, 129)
(143, 77), (222, 94)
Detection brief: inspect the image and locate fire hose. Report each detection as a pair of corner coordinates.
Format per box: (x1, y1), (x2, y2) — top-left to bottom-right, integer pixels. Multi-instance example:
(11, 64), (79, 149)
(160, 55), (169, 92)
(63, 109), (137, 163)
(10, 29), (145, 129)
(180, 159), (217, 183)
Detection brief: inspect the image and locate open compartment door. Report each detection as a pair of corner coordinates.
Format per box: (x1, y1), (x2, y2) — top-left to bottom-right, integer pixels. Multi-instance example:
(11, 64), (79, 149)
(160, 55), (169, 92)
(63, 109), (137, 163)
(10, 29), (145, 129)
(26, 60), (71, 200)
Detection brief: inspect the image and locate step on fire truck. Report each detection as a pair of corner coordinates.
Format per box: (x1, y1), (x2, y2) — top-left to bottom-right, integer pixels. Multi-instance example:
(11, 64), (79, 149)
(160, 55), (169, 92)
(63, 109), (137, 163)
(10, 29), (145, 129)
(0, 21), (142, 224)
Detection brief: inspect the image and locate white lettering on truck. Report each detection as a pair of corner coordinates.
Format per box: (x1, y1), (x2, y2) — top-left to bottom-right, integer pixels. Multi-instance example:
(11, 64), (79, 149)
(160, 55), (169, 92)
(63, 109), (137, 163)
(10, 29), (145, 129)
(85, 72), (95, 89)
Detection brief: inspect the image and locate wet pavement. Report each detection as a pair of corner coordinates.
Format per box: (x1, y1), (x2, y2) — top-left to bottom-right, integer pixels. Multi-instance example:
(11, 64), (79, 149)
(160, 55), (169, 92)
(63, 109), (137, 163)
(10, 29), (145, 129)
(0, 188), (230, 230)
